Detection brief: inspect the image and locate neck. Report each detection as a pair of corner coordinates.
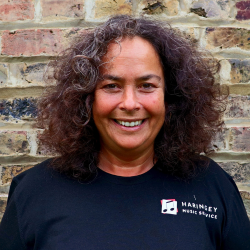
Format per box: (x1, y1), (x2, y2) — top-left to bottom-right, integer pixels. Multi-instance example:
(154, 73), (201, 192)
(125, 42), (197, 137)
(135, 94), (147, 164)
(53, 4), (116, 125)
(97, 146), (155, 177)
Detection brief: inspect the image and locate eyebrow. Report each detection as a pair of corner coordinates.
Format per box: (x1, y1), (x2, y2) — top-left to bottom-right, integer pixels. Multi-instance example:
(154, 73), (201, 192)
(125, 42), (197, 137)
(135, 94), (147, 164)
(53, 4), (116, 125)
(101, 74), (162, 82)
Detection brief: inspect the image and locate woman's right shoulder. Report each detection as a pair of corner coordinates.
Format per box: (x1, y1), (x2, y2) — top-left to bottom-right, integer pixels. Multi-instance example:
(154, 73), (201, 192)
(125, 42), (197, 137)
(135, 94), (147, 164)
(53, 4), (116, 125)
(8, 158), (63, 199)
(13, 158), (54, 184)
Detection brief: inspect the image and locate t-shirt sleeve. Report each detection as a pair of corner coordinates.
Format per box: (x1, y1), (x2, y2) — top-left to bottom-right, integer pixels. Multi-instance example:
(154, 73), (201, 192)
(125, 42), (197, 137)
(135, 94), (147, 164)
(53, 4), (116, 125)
(221, 179), (250, 250)
(0, 179), (26, 250)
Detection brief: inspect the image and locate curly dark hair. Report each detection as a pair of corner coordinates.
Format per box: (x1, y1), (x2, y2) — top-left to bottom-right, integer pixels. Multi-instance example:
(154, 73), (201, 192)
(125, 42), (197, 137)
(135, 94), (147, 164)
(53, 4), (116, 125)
(36, 15), (227, 180)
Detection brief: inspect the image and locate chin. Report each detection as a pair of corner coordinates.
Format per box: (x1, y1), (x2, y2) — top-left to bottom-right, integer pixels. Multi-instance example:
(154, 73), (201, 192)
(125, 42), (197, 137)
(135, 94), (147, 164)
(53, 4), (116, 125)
(116, 141), (148, 151)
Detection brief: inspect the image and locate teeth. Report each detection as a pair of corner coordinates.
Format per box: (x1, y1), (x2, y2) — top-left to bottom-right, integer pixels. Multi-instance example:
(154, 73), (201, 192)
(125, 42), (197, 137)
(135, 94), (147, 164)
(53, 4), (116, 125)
(116, 120), (143, 127)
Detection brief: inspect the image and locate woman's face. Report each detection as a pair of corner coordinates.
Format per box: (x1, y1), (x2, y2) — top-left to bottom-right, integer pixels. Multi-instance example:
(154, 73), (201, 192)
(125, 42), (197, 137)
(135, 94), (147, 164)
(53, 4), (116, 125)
(93, 36), (165, 155)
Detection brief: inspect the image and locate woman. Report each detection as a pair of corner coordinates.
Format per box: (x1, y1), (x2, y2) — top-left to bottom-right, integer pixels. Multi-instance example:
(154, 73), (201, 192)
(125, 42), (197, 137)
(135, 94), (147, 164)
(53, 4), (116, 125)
(0, 15), (249, 249)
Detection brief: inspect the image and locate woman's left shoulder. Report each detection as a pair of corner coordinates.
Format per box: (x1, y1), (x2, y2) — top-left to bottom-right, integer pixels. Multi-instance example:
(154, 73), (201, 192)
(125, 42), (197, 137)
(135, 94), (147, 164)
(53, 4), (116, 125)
(197, 157), (232, 178)
(194, 157), (239, 192)
(198, 158), (250, 249)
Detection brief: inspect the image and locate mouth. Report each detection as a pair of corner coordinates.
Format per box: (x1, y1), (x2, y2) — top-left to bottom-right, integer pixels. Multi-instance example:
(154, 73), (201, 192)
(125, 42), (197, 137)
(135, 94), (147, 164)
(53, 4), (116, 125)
(115, 119), (144, 127)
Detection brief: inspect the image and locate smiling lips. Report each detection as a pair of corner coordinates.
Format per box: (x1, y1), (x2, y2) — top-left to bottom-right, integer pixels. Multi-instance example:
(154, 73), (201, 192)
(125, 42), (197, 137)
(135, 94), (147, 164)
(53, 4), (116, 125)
(115, 119), (144, 127)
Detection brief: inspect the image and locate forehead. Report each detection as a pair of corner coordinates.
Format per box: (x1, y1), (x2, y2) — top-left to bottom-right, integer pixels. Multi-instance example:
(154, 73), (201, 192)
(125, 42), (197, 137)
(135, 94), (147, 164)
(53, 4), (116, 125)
(102, 36), (161, 64)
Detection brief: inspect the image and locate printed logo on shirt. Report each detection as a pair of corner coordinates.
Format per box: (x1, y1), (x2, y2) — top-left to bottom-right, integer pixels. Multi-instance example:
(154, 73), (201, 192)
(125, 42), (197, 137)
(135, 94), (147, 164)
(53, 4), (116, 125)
(161, 199), (218, 219)
(161, 199), (178, 215)
(181, 201), (218, 219)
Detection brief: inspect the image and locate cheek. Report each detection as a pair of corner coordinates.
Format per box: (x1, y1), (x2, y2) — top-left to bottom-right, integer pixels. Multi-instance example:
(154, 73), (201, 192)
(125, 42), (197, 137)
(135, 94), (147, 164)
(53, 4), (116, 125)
(93, 94), (118, 119)
(144, 95), (165, 114)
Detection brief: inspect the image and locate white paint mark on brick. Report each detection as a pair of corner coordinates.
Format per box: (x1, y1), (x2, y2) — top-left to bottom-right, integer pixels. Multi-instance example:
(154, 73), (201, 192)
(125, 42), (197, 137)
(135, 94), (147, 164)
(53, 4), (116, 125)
(85, 0), (96, 21)
(179, 0), (192, 11)
(27, 130), (38, 156)
(34, 0), (42, 22)
(0, 166), (2, 185)
(8, 64), (19, 87)
(199, 28), (207, 48)
(219, 59), (231, 84)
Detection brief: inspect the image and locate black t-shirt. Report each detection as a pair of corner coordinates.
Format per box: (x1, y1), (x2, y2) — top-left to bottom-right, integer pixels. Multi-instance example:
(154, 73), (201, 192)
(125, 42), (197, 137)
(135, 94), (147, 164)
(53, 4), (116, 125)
(0, 158), (250, 250)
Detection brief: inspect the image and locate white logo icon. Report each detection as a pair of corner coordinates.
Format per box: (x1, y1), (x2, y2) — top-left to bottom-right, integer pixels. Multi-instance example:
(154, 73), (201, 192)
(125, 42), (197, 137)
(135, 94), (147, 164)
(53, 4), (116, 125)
(161, 199), (178, 215)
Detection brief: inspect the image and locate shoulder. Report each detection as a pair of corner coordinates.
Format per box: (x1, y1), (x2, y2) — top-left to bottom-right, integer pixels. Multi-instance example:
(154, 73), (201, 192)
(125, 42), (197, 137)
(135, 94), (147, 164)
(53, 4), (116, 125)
(13, 158), (55, 185)
(9, 158), (71, 200)
(192, 157), (241, 200)
(195, 157), (234, 183)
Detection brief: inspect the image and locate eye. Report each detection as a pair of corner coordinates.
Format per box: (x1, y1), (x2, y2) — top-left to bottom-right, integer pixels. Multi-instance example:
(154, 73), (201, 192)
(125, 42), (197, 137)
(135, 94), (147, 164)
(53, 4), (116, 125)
(139, 83), (155, 92)
(102, 83), (121, 92)
(103, 83), (118, 89)
(142, 83), (153, 89)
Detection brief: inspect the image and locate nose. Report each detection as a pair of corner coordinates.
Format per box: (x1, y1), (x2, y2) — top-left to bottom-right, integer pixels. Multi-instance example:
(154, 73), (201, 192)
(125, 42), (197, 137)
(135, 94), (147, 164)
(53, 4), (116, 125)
(119, 86), (140, 112)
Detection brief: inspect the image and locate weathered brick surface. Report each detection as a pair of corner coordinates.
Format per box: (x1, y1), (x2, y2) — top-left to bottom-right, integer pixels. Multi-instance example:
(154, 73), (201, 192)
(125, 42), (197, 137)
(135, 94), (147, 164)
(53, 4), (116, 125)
(175, 27), (201, 44)
(0, 131), (30, 155)
(229, 59), (250, 83)
(36, 131), (53, 156)
(0, 98), (37, 122)
(211, 129), (228, 151)
(0, 0), (34, 22)
(190, 7), (207, 17)
(241, 191), (250, 199)
(0, 64), (8, 87)
(95, 0), (132, 18)
(0, 87), (45, 100)
(225, 96), (250, 118)
(243, 198), (250, 218)
(236, 1), (250, 20)
(219, 162), (250, 182)
(228, 84), (250, 96)
(0, 197), (8, 221)
(1, 165), (33, 184)
(2, 29), (65, 57)
(9, 63), (47, 87)
(0, 184), (10, 194)
(230, 127), (250, 152)
(205, 27), (250, 50)
(191, 0), (230, 19)
(137, 0), (179, 15)
(41, 0), (84, 20)
(1, 28), (84, 57)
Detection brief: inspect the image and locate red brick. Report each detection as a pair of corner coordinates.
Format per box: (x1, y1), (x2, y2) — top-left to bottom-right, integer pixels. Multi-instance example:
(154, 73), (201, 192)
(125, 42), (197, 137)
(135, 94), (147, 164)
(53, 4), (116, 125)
(1, 28), (84, 57)
(230, 127), (250, 152)
(2, 29), (65, 56)
(0, 0), (34, 22)
(0, 131), (30, 155)
(41, 0), (84, 19)
(205, 27), (250, 50)
(236, 1), (250, 20)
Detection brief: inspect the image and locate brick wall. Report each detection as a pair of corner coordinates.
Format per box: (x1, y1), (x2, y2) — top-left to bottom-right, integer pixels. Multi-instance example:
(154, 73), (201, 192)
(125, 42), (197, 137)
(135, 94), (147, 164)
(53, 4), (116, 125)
(1, 0), (250, 220)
